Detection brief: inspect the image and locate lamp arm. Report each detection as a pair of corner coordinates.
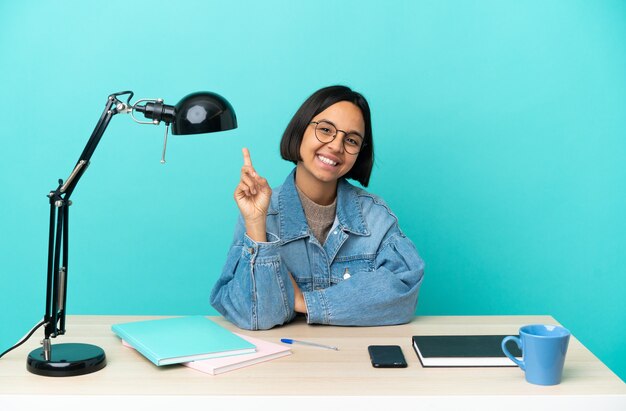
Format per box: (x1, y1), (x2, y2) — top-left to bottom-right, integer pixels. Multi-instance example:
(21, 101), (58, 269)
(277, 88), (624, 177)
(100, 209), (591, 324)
(43, 92), (133, 345)
(62, 91), (133, 199)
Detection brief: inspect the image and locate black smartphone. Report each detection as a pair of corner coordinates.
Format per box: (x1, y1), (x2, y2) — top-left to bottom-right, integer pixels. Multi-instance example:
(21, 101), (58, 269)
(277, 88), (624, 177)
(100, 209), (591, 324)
(368, 345), (408, 368)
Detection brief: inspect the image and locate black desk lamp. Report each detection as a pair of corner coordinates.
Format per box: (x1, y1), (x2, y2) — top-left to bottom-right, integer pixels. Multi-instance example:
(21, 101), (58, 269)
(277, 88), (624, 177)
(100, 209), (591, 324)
(25, 90), (237, 377)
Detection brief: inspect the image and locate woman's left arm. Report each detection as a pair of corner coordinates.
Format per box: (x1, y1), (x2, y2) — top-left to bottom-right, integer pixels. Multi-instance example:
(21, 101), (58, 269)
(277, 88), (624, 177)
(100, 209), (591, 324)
(302, 229), (425, 326)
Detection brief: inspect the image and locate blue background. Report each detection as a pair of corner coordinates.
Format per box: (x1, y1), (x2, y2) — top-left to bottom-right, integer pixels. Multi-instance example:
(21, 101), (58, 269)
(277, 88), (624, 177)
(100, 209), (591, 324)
(1, 1), (624, 382)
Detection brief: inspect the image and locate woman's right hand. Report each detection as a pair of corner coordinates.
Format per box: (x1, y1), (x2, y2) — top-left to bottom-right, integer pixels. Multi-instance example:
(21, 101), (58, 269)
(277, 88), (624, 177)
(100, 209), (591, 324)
(234, 148), (272, 242)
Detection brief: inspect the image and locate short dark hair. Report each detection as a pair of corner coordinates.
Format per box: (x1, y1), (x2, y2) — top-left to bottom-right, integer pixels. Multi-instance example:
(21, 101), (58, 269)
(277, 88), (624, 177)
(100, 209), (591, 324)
(280, 85), (374, 187)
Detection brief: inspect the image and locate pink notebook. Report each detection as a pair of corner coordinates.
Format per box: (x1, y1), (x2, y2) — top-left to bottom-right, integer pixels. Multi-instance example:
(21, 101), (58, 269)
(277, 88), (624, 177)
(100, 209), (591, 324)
(122, 333), (291, 375)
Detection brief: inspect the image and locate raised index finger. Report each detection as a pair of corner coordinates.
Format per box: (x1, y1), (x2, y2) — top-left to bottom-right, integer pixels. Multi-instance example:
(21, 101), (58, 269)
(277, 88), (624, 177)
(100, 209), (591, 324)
(242, 147), (253, 167)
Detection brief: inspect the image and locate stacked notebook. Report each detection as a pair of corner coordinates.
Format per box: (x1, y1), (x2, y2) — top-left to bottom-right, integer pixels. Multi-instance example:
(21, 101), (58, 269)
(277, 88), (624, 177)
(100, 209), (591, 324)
(122, 333), (291, 375)
(111, 316), (290, 372)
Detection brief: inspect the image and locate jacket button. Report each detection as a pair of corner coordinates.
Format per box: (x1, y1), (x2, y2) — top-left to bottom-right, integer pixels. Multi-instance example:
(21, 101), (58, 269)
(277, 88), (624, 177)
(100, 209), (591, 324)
(343, 272), (351, 280)
(248, 247), (255, 254)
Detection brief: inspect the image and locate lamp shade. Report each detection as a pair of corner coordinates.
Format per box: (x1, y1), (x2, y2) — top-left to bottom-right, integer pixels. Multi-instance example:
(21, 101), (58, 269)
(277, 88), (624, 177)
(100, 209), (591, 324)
(172, 92), (237, 135)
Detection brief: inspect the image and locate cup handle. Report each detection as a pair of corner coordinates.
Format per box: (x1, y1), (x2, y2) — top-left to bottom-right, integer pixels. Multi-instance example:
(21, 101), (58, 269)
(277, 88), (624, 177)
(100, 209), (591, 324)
(502, 336), (525, 370)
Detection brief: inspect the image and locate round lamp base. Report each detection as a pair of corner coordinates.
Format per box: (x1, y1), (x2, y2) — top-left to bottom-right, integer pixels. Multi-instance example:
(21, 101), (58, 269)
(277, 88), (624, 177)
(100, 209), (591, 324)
(27, 343), (106, 377)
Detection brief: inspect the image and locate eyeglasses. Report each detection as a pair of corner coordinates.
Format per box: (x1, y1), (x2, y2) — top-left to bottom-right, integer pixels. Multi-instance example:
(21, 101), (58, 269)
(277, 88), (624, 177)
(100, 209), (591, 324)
(310, 121), (365, 155)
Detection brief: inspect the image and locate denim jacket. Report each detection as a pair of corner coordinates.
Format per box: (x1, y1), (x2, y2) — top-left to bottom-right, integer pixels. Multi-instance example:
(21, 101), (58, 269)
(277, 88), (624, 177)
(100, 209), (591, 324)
(210, 169), (425, 330)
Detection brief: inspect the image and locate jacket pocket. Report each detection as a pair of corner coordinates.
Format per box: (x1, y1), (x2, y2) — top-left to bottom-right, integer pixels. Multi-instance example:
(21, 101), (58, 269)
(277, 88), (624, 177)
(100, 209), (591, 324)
(329, 255), (375, 285)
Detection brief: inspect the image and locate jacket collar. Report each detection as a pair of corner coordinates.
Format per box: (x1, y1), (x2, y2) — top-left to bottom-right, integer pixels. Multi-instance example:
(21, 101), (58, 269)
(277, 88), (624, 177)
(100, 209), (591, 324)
(277, 168), (369, 241)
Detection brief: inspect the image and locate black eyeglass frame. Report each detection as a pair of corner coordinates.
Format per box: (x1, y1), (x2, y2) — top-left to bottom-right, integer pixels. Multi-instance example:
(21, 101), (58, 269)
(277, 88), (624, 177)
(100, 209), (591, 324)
(309, 121), (366, 155)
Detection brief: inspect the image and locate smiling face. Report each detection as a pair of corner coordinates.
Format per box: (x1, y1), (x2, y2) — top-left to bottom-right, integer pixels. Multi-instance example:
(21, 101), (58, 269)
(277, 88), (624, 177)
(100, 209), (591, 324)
(295, 101), (365, 203)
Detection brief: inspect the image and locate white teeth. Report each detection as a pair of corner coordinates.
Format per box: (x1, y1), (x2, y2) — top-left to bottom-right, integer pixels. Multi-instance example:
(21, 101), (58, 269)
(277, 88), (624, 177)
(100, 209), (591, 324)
(318, 155), (337, 166)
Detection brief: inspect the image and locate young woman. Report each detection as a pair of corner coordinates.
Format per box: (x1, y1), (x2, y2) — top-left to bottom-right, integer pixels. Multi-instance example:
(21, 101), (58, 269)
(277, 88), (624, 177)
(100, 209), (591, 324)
(210, 85), (424, 330)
